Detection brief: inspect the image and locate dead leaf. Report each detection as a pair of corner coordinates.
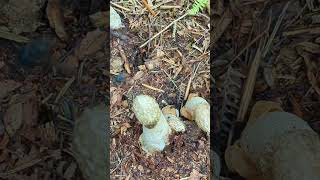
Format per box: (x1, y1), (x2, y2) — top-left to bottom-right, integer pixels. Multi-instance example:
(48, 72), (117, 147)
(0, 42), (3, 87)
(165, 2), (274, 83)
(3, 102), (23, 136)
(189, 169), (201, 180)
(0, 28), (30, 43)
(289, 94), (303, 118)
(46, 0), (69, 41)
(2, 0), (44, 34)
(162, 105), (178, 116)
(0, 80), (22, 99)
(263, 66), (275, 87)
(22, 91), (38, 127)
(145, 59), (160, 70)
(58, 54), (79, 76)
(0, 133), (9, 150)
(75, 29), (107, 59)
(120, 123), (131, 135)
(89, 11), (108, 28)
(111, 90), (122, 107)
(133, 71), (144, 80)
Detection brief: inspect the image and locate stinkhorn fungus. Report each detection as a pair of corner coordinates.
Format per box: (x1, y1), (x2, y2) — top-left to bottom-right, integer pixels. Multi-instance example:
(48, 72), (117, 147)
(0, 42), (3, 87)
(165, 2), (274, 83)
(181, 94), (210, 134)
(72, 104), (107, 180)
(225, 101), (320, 180)
(162, 105), (186, 133)
(132, 95), (172, 154)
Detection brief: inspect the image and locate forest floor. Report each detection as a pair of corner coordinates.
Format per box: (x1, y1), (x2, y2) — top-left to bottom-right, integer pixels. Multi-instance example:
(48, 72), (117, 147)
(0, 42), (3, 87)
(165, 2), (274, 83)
(213, 0), (320, 179)
(110, 0), (210, 179)
(0, 0), (108, 179)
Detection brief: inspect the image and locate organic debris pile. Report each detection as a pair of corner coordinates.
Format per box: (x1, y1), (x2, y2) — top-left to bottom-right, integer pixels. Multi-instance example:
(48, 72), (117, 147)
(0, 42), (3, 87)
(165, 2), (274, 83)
(0, 0), (108, 179)
(110, 0), (210, 179)
(213, 0), (320, 179)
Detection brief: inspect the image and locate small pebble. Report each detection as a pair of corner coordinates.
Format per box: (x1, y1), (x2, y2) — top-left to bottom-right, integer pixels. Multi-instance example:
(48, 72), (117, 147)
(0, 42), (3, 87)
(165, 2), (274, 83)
(115, 73), (126, 83)
(18, 39), (50, 67)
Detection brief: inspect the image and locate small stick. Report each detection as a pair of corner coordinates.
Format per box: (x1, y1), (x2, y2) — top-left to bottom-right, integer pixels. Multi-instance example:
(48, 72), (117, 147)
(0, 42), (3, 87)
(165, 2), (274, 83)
(184, 62), (201, 100)
(160, 5), (181, 9)
(142, 0), (157, 16)
(142, 83), (164, 93)
(110, 2), (131, 11)
(140, 12), (189, 48)
(54, 76), (75, 104)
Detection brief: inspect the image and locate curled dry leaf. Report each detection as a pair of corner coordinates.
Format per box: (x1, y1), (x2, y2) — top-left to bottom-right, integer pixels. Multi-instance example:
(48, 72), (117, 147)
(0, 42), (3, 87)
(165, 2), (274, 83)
(75, 29), (108, 59)
(46, 0), (69, 41)
(56, 29), (107, 76)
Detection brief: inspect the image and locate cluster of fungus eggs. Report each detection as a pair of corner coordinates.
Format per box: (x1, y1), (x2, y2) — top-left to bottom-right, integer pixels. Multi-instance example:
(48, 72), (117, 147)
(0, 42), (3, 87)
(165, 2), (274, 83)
(132, 94), (210, 154)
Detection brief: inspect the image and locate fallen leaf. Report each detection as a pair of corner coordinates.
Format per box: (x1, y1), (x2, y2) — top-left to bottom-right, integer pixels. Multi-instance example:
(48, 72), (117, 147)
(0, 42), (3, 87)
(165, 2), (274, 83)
(56, 54), (79, 76)
(189, 169), (201, 180)
(0, 80), (22, 99)
(263, 66), (275, 87)
(0, 28), (30, 43)
(162, 105), (178, 116)
(3, 102), (23, 136)
(289, 94), (303, 118)
(133, 71), (144, 80)
(75, 29), (107, 59)
(46, 0), (69, 41)
(89, 11), (108, 28)
(120, 123), (131, 135)
(2, 0), (44, 34)
(111, 90), (122, 107)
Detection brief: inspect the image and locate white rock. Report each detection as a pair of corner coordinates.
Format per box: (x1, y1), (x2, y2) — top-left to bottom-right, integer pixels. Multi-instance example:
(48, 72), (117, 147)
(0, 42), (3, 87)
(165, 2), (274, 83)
(110, 6), (124, 30)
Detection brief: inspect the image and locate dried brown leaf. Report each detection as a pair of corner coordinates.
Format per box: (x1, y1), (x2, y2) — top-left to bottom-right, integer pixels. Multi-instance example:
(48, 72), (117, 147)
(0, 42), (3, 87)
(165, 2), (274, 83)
(75, 29), (107, 59)
(2, 0), (43, 34)
(3, 102), (23, 136)
(237, 48), (261, 122)
(46, 0), (69, 41)
(0, 80), (22, 99)
(189, 169), (201, 180)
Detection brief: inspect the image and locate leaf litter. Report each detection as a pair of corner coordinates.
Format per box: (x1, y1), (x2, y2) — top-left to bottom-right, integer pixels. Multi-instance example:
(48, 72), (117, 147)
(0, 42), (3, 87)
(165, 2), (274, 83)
(0, 0), (108, 179)
(213, 0), (320, 179)
(110, 0), (210, 179)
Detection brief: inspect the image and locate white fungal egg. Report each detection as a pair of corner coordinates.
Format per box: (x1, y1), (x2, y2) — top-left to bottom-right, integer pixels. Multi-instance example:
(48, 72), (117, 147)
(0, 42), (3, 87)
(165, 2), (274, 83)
(194, 103), (210, 134)
(165, 114), (186, 133)
(132, 95), (172, 154)
(181, 96), (210, 134)
(132, 95), (161, 128)
(72, 104), (107, 180)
